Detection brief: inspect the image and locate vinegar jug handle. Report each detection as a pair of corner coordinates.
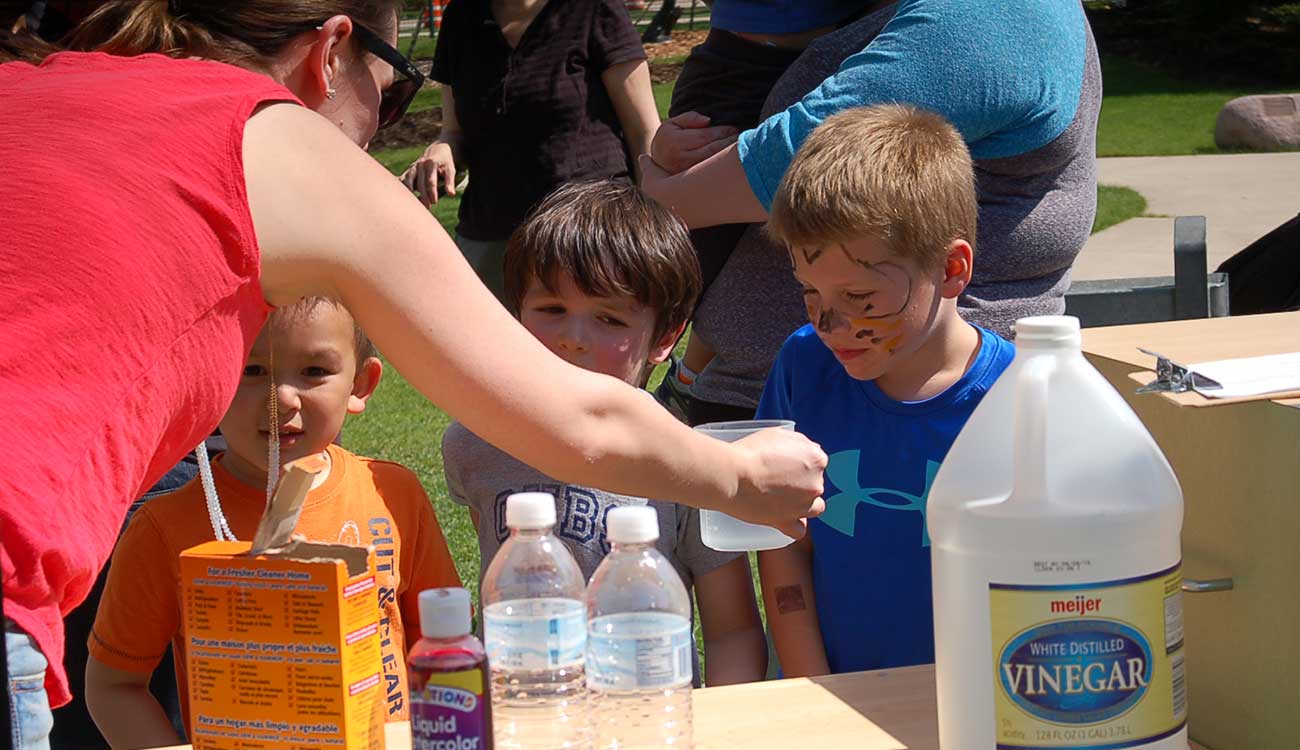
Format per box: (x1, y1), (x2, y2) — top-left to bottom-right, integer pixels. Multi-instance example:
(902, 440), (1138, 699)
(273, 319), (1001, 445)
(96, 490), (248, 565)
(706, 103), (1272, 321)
(1012, 355), (1055, 503)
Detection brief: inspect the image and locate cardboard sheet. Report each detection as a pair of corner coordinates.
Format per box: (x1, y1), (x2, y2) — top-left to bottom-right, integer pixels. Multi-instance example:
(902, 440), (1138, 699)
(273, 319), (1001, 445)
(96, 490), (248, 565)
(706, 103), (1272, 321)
(1081, 311), (1300, 407)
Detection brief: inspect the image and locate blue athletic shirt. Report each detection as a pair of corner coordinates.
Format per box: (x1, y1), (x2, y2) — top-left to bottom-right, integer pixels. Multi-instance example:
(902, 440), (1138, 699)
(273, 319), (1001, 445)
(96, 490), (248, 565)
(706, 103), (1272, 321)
(736, 0), (1090, 208)
(756, 324), (1015, 672)
(709, 0), (867, 34)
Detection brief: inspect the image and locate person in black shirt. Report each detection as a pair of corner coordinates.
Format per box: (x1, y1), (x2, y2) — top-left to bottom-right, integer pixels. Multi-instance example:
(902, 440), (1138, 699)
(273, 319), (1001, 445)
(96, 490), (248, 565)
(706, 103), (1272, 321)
(400, 0), (660, 302)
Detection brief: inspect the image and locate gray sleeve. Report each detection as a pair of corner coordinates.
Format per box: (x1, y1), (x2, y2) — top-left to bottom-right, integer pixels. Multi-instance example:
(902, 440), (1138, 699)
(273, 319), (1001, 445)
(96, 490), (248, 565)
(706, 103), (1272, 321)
(675, 504), (742, 579)
(440, 422), (476, 510)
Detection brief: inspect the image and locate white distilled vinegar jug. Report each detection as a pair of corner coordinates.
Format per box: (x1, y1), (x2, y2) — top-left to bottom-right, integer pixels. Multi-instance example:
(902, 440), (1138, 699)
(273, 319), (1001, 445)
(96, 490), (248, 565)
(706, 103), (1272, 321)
(929, 317), (1186, 750)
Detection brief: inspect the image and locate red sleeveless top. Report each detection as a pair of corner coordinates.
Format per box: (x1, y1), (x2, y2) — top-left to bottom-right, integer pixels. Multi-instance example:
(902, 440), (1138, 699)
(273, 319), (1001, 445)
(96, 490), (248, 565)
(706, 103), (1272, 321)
(0, 52), (299, 705)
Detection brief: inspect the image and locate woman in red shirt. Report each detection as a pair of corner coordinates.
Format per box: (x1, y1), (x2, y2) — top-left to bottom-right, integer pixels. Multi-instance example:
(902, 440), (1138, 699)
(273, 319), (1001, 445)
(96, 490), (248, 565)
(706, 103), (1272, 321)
(0, 1), (827, 744)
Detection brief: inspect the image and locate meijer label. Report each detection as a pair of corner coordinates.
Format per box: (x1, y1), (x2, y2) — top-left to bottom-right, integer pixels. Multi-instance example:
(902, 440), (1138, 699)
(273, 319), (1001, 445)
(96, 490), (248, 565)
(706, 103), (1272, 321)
(989, 564), (1186, 749)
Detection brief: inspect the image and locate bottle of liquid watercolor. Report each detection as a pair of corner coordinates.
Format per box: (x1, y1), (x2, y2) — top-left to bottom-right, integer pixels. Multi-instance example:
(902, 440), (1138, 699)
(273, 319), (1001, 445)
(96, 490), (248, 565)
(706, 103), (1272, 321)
(409, 587), (494, 750)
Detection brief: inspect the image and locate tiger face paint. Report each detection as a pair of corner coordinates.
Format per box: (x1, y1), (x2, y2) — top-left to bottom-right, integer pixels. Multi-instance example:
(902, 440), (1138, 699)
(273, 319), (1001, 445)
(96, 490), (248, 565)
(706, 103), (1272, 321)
(789, 236), (946, 382)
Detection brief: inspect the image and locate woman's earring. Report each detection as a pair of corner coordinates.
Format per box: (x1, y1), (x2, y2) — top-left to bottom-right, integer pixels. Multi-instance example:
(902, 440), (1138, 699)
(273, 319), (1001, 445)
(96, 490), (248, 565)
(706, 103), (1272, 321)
(326, 87), (337, 100)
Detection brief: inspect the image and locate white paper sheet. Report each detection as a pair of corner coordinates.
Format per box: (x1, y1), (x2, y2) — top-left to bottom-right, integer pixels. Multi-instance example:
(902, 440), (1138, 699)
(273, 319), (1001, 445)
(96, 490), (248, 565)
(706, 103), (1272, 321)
(1190, 352), (1300, 399)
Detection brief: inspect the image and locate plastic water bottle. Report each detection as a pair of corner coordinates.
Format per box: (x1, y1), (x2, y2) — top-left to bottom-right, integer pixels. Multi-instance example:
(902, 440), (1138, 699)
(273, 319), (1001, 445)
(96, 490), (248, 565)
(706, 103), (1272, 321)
(409, 587), (493, 750)
(929, 317), (1186, 750)
(481, 493), (589, 750)
(586, 506), (693, 750)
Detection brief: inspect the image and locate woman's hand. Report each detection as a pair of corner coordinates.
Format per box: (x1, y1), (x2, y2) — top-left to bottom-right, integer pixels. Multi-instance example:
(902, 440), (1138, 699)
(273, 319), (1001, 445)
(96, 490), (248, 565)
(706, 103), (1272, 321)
(650, 111), (738, 175)
(728, 427), (827, 540)
(400, 141), (457, 208)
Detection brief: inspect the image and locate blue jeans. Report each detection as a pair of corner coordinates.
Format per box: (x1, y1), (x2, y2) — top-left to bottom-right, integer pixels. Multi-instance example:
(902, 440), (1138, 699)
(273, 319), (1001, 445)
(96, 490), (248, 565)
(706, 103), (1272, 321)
(7, 621), (53, 750)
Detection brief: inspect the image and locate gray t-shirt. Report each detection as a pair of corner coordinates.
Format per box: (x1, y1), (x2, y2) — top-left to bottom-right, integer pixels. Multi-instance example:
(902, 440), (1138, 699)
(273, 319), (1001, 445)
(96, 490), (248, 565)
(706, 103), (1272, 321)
(441, 422), (739, 594)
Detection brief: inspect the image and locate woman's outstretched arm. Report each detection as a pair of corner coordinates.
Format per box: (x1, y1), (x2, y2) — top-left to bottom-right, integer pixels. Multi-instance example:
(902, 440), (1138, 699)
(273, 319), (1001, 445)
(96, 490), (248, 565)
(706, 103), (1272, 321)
(243, 103), (825, 538)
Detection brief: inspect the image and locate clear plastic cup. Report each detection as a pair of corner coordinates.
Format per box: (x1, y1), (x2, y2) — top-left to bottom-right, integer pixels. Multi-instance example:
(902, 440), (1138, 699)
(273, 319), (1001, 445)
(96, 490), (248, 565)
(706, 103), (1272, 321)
(695, 420), (798, 552)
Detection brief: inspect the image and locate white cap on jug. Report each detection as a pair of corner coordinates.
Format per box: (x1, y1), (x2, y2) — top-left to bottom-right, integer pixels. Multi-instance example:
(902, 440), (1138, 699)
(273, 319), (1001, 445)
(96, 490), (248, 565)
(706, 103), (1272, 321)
(506, 492), (557, 529)
(1013, 315), (1081, 343)
(606, 505), (659, 544)
(419, 587), (471, 639)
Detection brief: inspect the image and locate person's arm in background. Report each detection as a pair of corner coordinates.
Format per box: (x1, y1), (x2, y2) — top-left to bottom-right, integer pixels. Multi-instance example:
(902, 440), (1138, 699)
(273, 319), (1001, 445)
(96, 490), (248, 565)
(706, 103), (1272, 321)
(639, 145), (766, 228)
(695, 556), (768, 685)
(400, 84), (463, 208)
(643, 1), (1034, 229)
(602, 58), (660, 182)
(758, 535), (830, 677)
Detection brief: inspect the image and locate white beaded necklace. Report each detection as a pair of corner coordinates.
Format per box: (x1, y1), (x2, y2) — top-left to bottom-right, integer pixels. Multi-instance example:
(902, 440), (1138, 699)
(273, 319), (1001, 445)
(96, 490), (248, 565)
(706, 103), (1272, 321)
(200, 343), (281, 541)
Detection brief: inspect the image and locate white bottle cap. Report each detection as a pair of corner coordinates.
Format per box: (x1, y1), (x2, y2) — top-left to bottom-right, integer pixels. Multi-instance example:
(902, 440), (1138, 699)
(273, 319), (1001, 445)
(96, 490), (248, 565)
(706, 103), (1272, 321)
(606, 505), (659, 544)
(506, 492), (557, 529)
(419, 587), (472, 639)
(1013, 315), (1081, 343)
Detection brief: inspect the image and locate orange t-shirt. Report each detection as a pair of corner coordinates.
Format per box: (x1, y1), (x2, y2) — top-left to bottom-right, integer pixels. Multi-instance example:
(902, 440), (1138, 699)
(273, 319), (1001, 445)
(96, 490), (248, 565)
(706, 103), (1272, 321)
(88, 444), (461, 729)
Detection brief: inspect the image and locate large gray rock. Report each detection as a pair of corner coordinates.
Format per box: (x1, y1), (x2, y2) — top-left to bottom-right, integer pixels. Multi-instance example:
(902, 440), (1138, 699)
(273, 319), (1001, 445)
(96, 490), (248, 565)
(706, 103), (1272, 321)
(1215, 94), (1300, 151)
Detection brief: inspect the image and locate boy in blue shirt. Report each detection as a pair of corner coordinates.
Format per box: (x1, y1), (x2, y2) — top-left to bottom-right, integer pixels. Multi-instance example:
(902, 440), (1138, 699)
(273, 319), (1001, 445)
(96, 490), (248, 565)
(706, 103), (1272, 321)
(755, 104), (1016, 676)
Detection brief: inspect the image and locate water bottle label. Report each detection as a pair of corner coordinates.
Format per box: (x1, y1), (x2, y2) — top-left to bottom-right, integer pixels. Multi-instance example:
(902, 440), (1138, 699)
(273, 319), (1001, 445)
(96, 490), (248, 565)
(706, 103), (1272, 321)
(484, 598), (586, 670)
(411, 668), (489, 750)
(587, 612), (693, 691)
(988, 563), (1186, 749)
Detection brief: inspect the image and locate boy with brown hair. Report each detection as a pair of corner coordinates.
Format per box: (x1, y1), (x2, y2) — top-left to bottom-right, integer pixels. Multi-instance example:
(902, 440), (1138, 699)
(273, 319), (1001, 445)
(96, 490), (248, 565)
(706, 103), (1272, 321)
(84, 298), (462, 749)
(755, 104), (1016, 676)
(442, 179), (768, 685)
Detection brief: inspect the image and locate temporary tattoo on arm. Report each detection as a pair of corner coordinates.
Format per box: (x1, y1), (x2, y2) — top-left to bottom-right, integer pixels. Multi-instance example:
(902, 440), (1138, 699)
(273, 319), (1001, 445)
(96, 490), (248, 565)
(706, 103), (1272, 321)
(775, 585), (808, 614)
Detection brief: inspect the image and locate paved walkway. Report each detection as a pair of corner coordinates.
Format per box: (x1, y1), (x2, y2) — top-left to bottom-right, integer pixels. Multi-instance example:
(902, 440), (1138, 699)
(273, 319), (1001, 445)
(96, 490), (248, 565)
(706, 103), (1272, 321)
(1074, 152), (1300, 281)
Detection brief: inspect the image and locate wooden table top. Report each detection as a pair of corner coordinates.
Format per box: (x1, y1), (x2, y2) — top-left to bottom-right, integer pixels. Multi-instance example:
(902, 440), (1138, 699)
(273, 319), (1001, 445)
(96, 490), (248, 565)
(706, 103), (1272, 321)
(160, 664), (1208, 749)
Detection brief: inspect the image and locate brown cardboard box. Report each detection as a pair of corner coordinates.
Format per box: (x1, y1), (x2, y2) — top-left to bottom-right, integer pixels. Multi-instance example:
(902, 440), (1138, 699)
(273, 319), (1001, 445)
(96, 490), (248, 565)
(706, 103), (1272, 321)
(1082, 311), (1300, 750)
(181, 457), (386, 750)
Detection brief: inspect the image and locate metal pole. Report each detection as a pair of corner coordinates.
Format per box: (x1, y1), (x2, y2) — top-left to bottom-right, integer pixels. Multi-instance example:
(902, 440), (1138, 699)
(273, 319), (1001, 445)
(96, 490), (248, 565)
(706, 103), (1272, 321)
(641, 0), (680, 44)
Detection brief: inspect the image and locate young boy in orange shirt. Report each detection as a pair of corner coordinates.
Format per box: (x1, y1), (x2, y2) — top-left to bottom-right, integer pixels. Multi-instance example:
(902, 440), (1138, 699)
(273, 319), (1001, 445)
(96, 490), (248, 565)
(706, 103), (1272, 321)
(84, 298), (461, 748)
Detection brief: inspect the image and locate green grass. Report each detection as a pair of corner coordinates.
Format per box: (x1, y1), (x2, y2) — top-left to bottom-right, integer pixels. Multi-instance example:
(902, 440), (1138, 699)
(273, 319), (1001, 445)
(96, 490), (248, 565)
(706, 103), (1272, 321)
(1093, 185), (1148, 233)
(1097, 53), (1296, 156)
(398, 32), (438, 61)
(409, 85), (442, 115)
(653, 80), (675, 119)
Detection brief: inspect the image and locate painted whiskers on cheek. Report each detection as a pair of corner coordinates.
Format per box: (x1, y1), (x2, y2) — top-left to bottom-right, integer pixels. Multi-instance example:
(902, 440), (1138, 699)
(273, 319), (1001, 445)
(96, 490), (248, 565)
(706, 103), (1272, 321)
(846, 252), (915, 355)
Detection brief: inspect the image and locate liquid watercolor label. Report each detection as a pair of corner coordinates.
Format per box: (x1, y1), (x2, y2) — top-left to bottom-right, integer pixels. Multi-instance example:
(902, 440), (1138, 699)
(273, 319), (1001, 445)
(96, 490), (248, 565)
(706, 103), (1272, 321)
(989, 563), (1186, 749)
(410, 668), (488, 750)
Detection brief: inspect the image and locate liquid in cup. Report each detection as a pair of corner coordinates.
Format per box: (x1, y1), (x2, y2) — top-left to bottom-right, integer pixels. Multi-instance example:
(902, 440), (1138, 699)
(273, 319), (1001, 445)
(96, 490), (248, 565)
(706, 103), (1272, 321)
(694, 420), (797, 552)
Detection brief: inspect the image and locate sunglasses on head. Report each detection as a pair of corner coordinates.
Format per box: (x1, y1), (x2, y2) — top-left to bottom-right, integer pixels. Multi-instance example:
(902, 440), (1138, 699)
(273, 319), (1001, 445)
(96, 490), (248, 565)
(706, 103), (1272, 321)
(350, 22), (425, 130)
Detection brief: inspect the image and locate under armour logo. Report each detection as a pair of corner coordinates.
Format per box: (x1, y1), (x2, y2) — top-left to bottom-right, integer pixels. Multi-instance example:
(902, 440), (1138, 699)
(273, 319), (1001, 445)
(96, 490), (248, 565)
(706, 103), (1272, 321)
(820, 450), (940, 546)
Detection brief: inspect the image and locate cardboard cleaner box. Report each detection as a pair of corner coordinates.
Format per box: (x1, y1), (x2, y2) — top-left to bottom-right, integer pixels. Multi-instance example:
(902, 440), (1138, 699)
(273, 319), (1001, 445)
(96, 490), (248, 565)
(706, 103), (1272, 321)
(181, 457), (385, 750)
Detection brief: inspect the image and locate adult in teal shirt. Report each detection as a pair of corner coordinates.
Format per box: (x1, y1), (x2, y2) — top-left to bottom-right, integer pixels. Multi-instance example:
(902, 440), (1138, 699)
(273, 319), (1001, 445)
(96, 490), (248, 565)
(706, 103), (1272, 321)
(646, 0), (1100, 417)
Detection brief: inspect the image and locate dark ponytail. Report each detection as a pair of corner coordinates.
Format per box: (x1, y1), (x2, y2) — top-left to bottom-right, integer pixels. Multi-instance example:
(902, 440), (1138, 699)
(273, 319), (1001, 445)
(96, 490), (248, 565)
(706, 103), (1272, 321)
(69, 0), (226, 59)
(2, 4), (59, 63)
(68, 0), (403, 66)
